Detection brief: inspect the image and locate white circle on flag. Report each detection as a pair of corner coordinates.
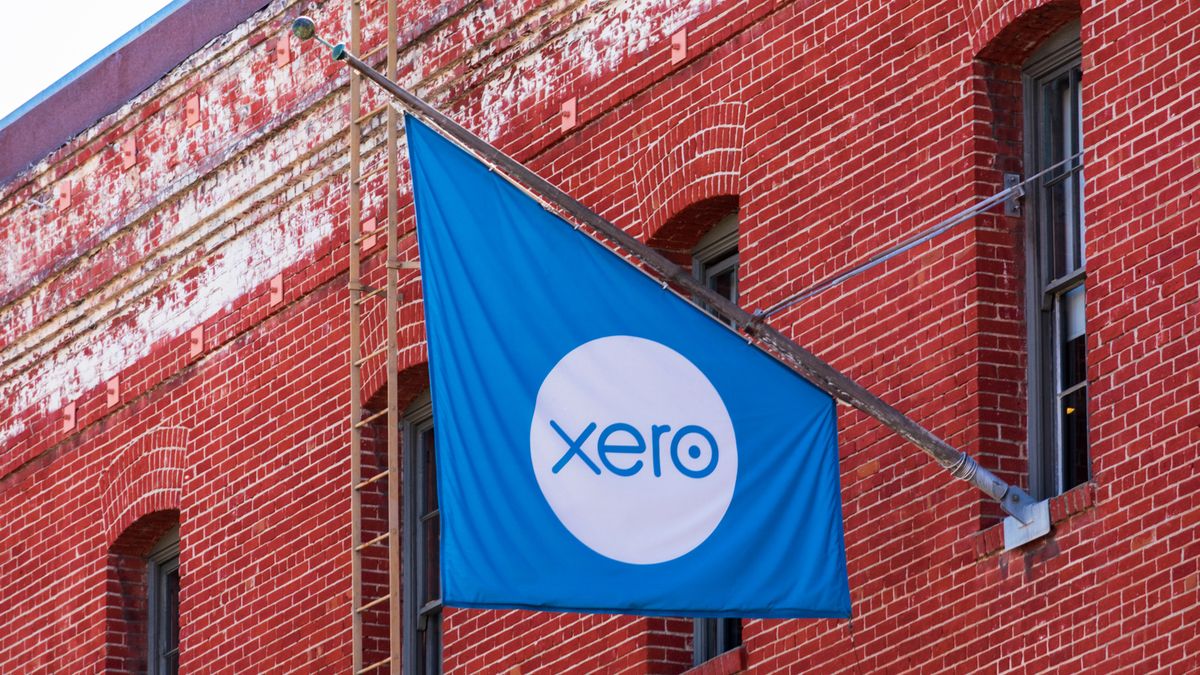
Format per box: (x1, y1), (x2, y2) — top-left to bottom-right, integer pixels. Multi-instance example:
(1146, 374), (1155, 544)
(530, 335), (737, 564)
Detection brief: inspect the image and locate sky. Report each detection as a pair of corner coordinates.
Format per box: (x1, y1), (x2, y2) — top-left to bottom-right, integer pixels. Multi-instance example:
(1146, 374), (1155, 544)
(1, 0), (175, 121)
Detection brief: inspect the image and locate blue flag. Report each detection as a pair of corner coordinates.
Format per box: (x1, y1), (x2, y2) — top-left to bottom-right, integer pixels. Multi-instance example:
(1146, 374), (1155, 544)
(407, 114), (850, 618)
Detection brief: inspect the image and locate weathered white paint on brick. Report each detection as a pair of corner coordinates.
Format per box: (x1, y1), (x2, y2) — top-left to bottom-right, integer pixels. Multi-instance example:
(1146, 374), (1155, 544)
(476, 0), (715, 141)
(0, 0), (707, 455)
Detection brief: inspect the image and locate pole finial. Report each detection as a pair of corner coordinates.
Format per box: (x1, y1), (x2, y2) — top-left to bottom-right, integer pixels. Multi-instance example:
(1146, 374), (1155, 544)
(286, 16), (348, 60)
(291, 16), (316, 41)
(289, 16), (348, 61)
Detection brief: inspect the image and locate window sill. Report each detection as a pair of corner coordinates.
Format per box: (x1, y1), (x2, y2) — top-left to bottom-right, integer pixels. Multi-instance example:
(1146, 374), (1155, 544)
(683, 646), (748, 675)
(972, 482), (1098, 558)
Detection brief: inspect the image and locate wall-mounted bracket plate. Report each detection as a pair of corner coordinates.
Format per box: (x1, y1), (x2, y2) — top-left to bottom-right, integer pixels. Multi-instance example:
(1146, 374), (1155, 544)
(1003, 499), (1050, 550)
(560, 97), (577, 132)
(1003, 173), (1022, 216)
(671, 29), (687, 65)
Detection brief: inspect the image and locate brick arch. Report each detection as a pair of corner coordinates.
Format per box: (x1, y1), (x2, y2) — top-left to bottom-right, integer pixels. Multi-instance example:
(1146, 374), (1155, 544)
(633, 102), (747, 244)
(967, 0), (1081, 62)
(362, 360), (431, 414)
(646, 195), (740, 256)
(361, 295), (430, 404)
(101, 425), (188, 546)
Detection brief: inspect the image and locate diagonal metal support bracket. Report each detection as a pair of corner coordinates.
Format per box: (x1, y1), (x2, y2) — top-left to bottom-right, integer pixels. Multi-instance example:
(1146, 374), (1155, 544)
(954, 451), (1050, 550)
(941, 447), (1050, 548)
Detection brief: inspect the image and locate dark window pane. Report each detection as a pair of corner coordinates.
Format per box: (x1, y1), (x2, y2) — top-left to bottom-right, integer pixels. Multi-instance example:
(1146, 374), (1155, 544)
(719, 618), (742, 653)
(1060, 386), (1088, 490)
(419, 426), (439, 606)
(422, 618), (442, 675)
(694, 618), (742, 665)
(696, 249), (737, 322)
(1041, 71), (1085, 279)
(423, 429), (438, 514)
(165, 568), (180, 660)
(148, 540), (180, 675)
(1044, 75), (1067, 165)
(695, 618), (716, 666)
(424, 514), (439, 605)
(708, 263), (736, 302)
(1046, 178), (1070, 278)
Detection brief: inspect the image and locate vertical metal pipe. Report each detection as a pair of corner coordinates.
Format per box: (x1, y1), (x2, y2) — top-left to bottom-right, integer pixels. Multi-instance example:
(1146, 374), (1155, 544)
(384, 0), (403, 670)
(347, 1), (365, 672)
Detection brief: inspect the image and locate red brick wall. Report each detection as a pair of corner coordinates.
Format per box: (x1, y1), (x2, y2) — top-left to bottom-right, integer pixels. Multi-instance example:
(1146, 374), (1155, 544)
(1, 0), (1196, 672)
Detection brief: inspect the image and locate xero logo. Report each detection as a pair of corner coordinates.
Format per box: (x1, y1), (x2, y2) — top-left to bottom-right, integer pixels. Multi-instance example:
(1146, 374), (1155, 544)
(548, 420), (721, 479)
(531, 336), (737, 564)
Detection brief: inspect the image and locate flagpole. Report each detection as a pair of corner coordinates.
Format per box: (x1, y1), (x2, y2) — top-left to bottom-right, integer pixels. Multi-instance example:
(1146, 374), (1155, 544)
(291, 18), (1050, 547)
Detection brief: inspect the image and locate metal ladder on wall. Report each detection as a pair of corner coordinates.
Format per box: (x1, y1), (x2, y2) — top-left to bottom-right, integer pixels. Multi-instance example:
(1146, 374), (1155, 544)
(348, 0), (401, 671)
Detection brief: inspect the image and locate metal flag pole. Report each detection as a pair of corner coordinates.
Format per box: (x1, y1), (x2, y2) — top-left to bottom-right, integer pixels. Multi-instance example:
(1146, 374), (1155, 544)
(291, 18), (1050, 549)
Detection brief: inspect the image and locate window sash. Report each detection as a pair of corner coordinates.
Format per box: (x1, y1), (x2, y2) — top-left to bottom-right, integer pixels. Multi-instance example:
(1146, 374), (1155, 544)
(693, 216), (739, 321)
(147, 531), (180, 675)
(1037, 67), (1085, 282)
(693, 617), (742, 666)
(1025, 36), (1088, 499)
(404, 403), (442, 675)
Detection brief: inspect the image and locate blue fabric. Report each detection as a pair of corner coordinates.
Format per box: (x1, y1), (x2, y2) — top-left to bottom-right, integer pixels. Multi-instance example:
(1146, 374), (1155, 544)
(407, 114), (850, 618)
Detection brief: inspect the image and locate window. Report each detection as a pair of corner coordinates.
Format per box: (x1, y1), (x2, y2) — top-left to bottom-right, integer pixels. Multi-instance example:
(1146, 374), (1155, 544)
(403, 399), (442, 674)
(1024, 23), (1088, 499)
(690, 213), (743, 665)
(692, 213), (739, 322)
(694, 614), (742, 667)
(147, 527), (180, 675)
(105, 511), (180, 672)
